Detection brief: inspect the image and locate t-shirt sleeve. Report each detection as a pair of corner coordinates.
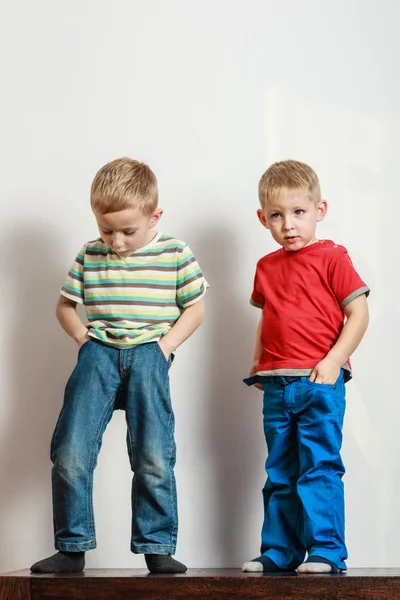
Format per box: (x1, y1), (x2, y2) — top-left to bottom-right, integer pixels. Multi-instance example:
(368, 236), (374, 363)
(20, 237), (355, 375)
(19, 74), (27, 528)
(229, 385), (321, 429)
(250, 265), (264, 308)
(330, 251), (370, 308)
(176, 245), (209, 309)
(60, 245), (86, 304)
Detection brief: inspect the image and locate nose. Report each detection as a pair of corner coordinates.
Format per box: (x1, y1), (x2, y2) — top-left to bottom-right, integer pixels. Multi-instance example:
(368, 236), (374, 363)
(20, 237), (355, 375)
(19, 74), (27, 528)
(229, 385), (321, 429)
(282, 217), (294, 231)
(112, 233), (124, 249)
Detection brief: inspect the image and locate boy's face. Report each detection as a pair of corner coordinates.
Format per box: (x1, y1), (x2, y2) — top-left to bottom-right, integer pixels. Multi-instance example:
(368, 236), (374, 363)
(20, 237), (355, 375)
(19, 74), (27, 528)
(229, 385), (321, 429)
(94, 207), (163, 257)
(257, 191), (327, 252)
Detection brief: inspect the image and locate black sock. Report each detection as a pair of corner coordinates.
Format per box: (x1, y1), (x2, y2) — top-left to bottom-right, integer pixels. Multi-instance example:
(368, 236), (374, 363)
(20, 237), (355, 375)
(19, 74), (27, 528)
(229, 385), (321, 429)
(253, 555), (281, 572)
(145, 554), (187, 574)
(30, 551), (85, 573)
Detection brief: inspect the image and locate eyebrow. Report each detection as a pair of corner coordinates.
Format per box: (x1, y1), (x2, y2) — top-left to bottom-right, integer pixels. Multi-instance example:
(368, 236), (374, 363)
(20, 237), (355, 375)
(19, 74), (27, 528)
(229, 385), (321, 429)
(99, 226), (138, 232)
(268, 204), (306, 211)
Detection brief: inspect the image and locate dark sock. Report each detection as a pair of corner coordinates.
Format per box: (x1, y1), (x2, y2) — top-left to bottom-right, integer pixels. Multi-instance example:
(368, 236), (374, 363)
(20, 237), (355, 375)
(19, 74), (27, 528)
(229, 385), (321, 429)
(145, 554), (187, 574)
(252, 555), (281, 572)
(304, 555), (340, 573)
(30, 551), (85, 573)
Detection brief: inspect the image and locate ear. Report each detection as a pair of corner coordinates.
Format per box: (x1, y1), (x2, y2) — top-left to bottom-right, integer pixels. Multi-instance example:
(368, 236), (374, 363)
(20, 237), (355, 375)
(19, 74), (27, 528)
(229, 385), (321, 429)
(257, 208), (270, 230)
(316, 200), (328, 222)
(149, 208), (163, 228)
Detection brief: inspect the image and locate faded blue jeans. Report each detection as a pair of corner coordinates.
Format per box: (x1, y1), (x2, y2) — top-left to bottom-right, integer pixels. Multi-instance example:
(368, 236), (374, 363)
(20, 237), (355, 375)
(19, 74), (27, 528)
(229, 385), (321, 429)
(246, 371), (347, 570)
(50, 339), (177, 554)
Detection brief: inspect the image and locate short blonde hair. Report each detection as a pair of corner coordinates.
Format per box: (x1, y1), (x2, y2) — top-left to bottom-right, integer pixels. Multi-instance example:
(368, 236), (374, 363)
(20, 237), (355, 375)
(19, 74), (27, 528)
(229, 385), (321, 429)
(91, 157), (158, 215)
(259, 160), (321, 208)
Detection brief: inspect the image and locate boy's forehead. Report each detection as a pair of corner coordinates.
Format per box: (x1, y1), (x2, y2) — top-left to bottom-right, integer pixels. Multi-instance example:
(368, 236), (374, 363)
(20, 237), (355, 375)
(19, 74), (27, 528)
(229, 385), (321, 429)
(95, 208), (146, 228)
(267, 189), (313, 208)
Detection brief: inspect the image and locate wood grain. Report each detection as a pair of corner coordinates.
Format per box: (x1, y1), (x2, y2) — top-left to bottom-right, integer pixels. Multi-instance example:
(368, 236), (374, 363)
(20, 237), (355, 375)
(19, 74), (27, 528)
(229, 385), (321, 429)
(2, 569), (400, 600)
(0, 576), (30, 600)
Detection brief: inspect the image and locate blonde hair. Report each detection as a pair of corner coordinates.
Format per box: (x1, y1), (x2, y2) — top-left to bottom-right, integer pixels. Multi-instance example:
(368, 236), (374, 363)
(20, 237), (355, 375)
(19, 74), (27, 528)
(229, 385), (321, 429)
(259, 160), (321, 208)
(91, 157), (158, 215)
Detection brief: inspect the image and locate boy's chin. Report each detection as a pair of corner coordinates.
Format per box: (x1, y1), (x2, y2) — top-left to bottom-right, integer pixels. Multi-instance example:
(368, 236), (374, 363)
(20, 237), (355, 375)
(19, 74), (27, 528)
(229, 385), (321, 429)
(281, 239), (303, 251)
(280, 236), (317, 251)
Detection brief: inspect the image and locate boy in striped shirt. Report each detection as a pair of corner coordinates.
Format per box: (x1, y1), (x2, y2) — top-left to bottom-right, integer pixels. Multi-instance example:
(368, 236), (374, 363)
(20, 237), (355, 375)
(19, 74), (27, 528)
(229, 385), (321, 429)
(31, 158), (208, 574)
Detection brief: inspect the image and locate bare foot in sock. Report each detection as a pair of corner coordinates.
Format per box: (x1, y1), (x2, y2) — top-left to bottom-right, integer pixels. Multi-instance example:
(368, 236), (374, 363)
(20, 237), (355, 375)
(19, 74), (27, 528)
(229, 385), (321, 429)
(30, 551), (85, 573)
(297, 556), (341, 574)
(242, 555), (281, 572)
(145, 554), (187, 573)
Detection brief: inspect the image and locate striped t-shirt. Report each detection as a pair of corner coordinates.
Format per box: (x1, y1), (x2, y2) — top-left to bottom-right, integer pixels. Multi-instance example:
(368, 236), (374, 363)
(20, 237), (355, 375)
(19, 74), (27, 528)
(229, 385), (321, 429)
(61, 232), (209, 348)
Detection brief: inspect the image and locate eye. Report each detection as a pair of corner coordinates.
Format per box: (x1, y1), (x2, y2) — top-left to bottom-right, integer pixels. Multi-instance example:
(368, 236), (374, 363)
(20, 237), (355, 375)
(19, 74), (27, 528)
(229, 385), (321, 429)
(124, 231), (136, 236)
(295, 209), (305, 215)
(270, 213), (281, 219)
(101, 229), (112, 235)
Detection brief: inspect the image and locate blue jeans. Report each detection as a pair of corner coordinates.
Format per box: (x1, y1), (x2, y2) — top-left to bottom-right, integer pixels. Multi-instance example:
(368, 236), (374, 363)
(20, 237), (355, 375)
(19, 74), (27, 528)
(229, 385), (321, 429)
(50, 339), (177, 554)
(258, 372), (347, 570)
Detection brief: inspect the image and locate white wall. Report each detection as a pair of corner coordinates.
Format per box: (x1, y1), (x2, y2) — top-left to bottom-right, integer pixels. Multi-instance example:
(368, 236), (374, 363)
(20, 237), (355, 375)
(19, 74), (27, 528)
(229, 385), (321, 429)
(0, 0), (398, 572)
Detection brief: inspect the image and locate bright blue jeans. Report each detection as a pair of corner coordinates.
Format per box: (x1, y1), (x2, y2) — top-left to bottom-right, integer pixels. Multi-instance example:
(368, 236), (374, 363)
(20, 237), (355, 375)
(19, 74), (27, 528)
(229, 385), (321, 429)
(50, 339), (177, 554)
(259, 372), (347, 570)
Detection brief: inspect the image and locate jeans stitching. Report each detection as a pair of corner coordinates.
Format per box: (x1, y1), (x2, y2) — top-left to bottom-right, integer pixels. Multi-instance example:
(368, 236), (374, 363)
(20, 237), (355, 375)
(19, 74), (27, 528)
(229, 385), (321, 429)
(167, 406), (178, 549)
(126, 425), (137, 545)
(87, 396), (116, 541)
(132, 543), (176, 553)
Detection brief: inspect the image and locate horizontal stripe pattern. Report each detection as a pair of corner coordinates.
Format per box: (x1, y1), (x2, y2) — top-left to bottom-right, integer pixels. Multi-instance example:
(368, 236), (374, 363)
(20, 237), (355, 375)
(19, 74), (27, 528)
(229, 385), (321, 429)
(61, 233), (208, 348)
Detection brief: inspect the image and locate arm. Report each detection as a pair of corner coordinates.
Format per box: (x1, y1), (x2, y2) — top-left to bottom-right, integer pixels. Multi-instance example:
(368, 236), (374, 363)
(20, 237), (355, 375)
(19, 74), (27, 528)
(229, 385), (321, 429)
(56, 295), (89, 348)
(249, 314), (263, 390)
(158, 299), (205, 358)
(310, 293), (369, 384)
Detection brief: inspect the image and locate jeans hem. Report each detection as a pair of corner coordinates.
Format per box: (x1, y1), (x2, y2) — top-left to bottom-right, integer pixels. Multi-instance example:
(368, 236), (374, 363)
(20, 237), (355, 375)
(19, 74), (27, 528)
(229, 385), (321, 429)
(131, 543), (176, 554)
(308, 550), (347, 570)
(55, 540), (96, 552)
(264, 549), (302, 571)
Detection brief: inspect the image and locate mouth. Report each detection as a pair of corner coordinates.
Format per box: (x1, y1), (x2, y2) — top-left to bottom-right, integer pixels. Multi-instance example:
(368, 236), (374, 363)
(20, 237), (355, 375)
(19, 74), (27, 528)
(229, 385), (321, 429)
(285, 236), (299, 244)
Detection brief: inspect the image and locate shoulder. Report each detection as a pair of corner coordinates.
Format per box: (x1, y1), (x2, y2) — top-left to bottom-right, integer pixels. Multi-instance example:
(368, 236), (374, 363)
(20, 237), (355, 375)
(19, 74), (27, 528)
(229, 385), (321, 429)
(313, 240), (359, 280)
(81, 238), (112, 258)
(317, 239), (348, 256)
(154, 234), (188, 254)
(256, 247), (285, 268)
(308, 240), (350, 267)
(155, 234), (199, 264)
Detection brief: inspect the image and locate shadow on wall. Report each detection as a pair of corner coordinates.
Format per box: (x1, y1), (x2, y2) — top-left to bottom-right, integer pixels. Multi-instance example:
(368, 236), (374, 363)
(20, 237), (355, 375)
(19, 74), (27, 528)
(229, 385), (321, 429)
(0, 223), (76, 572)
(196, 226), (266, 567)
(348, 308), (400, 567)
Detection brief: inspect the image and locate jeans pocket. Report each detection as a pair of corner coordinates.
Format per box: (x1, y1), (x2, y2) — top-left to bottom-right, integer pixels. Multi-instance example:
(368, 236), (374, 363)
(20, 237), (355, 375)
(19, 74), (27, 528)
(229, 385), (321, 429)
(306, 379), (336, 389)
(305, 369), (344, 390)
(78, 338), (91, 359)
(304, 375), (346, 421)
(155, 341), (172, 367)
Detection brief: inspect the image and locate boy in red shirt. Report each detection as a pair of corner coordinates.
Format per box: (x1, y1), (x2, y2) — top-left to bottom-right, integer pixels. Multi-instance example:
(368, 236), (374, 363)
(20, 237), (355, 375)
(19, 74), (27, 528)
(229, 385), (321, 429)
(243, 160), (369, 574)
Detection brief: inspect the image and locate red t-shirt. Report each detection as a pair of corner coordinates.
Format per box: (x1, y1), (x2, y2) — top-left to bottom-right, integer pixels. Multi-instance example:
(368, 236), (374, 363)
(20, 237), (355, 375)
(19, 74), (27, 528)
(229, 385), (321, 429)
(251, 240), (369, 380)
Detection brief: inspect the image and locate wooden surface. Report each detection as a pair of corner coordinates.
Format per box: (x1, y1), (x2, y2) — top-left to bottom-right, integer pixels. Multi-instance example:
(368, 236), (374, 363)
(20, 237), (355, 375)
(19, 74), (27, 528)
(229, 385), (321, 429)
(2, 569), (400, 600)
(0, 576), (30, 600)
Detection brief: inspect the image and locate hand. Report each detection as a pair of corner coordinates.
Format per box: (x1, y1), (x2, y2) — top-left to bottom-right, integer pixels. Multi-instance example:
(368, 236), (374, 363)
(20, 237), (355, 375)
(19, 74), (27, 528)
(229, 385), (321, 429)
(309, 356), (341, 384)
(250, 359), (263, 390)
(157, 338), (173, 361)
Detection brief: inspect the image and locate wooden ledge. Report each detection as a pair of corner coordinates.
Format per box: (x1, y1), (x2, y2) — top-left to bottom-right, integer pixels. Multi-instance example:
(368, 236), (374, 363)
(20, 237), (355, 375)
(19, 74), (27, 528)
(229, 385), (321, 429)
(1, 568), (400, 600)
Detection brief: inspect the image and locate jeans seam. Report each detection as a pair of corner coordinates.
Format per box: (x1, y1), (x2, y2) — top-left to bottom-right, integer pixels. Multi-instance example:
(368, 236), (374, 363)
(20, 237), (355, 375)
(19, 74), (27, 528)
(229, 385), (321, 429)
(127, 425), (137, 540)
(167, 409), (177, 549)
(56, 540), (96, 551)
(131, 543), (176, 553)
(87, 396), (116, 541)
